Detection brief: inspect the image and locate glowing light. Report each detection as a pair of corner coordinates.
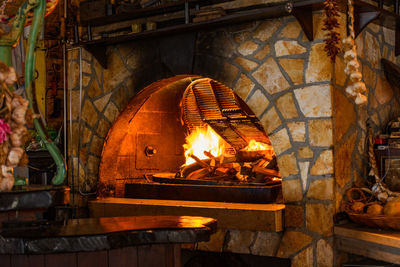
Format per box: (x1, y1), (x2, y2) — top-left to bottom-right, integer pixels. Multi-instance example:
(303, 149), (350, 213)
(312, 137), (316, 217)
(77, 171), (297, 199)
(242, 140), (269, 151)
(183, 126), (225, 165)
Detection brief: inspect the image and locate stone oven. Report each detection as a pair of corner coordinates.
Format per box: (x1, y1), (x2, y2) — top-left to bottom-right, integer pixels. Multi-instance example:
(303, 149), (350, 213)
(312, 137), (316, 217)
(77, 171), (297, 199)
(99, 74), (281, 203)
(67, 1), (400, 264)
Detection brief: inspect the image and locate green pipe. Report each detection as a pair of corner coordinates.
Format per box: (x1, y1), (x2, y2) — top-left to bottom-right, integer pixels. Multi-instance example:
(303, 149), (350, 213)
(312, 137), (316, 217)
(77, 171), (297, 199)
(25, 0), (66, 185)
(0, 46), (12, 66)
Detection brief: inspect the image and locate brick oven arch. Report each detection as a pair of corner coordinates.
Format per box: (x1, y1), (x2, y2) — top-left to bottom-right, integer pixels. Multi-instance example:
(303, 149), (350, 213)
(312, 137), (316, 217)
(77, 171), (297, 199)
(99, 75), (284, 199)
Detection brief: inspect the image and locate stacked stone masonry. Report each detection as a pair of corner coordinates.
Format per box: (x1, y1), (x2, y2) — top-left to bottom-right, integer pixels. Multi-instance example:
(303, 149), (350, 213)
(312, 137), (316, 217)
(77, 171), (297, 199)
(67, 10), (400, 267)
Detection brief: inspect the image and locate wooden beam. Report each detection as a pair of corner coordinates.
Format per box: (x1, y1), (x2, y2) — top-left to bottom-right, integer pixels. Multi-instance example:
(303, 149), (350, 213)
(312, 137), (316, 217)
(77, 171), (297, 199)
(292, 5), (314, 41)
(353, 8), (380, 38)
(89, 197), (285, 232)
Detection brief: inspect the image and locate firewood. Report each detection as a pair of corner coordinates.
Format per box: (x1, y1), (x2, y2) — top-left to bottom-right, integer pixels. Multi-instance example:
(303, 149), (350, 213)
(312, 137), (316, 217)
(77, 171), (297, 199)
(204, 151), (217, 160)
(215, 167), (230, 176)
(180, 159), (211, 177)
(236, 150), (273, 162)
(190, 154), (211, 169)
(252, 165), (281, 178)
(186, 168), (211, 180)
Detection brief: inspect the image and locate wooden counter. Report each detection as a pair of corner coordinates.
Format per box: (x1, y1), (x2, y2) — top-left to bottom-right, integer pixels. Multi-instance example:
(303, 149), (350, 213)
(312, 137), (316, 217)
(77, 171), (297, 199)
(335, 224), (400, 264)
(0, 215), (216, 267)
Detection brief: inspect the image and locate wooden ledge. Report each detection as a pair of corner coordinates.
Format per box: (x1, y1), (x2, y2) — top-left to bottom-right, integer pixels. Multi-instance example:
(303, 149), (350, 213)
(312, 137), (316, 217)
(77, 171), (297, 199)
(335, 224), (400, 264)
(90, 198), (284, 232)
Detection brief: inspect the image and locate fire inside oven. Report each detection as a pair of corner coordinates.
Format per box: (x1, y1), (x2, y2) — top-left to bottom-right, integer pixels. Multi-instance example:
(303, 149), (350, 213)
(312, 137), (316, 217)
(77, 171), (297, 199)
(99, 75), (281, 203)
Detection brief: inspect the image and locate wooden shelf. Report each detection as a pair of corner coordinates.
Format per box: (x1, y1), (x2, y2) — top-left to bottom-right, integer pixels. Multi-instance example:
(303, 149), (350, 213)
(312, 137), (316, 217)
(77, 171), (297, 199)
(89, 197), (285, 232)
(76, 0), (400, 68)
(335, 224), (400, 264)
(78, 0), (326, 68)
(80, 0), (234, 27)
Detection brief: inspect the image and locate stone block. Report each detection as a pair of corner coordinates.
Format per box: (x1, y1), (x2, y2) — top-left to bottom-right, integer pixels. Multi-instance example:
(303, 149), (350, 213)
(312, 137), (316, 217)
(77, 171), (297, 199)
(113, 86), (130, 110)
(279, 58), (304, 85)
(197, 229), (226, 252)
(274, 40), (306, 57)
(298, 147), (313, 159)
(270, 128), (291, 155)
(282, 179), (303, 202)
(104, 102), (120, 123)
(254, 45), (270, 60)
(246, 90), (269, 117)
(278, 152), (298, 178)
(306, 203), (333, 236)
(291, 245), (313, 267)
(313, 12), (326, 40)
(279, 20), (302, 39)
(294, 84), (332, 117)
(335, 132), (357, 188)
(250, 231), (281, 256)
(363, 64), (376, 89)
(307, 178), (333, 200)
(317, 239), (333, 267)
(90, 135), (105, 157)
(82, 100), (98, 127)
(82, 126), (93, 145)
(365, 32), (381, 69)
(334, 56), (346, 86)
(103, 53), (131, 93)
(276, 93), (299, 119)
(82, 74), (92, 88)
(97, 119), (111, 138)
(299, 161), (310, 192)
(309, 119), (333, 147)
(87, 77), (102, 99)
(355, 32), (364, 59)
(375, 75), (394, 105)
(287, 122), (305, 142)
(310, 150), (333, 175)
(253, 57), (290, 95)
(237, 40), (259, 56)
(253, 19), (281, 42)
(233, 74), (254, 100)
(87, 155), (100, 175)
(225, 229), (255, 254)
(284, 204), (304, 228)
(260, 107), (282, 135)
(276, 231), (312, 258)
(334, 89), (356, 143)
(94, 93), (112, 113)
(70, 90), (81, 121)
(306, 43), (332, 83)
(233, 31), (251, 44)
(235, 57), (258, 72)
(68, 61), (80, 90)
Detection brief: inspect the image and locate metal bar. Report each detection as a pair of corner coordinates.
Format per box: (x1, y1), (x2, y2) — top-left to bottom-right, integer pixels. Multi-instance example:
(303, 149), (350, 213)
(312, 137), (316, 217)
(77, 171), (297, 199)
(184, 1), (190, 24)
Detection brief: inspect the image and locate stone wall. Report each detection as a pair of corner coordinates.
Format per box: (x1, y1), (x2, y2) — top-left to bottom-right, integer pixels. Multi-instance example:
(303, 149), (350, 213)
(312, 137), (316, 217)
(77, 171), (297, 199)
(66, 11), (363, 266)
(333, 23), (400, 214)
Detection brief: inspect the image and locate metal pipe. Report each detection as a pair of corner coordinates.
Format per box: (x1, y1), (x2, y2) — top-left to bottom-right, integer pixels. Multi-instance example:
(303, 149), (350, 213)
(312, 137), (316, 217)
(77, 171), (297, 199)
(25, 0), (66, 185)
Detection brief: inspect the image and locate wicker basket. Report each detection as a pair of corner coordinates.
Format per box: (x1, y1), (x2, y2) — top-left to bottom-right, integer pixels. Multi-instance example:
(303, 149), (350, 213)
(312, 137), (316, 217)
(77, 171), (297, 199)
(347, 212), (400, 230)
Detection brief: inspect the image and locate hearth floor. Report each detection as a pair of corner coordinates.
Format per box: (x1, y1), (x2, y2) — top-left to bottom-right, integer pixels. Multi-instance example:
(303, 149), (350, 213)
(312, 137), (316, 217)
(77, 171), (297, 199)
(89, 198), (284, 232)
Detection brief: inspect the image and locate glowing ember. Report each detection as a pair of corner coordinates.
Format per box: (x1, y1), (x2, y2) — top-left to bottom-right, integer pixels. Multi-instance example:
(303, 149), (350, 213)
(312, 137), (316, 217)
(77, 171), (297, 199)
(183, 126), (225, 165)
(242, 140), (269, 151)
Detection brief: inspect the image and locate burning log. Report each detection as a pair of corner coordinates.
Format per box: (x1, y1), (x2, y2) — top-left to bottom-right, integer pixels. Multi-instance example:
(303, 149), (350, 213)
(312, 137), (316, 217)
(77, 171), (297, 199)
(252, 166), (281, 178)
(186, 168), (211, 180)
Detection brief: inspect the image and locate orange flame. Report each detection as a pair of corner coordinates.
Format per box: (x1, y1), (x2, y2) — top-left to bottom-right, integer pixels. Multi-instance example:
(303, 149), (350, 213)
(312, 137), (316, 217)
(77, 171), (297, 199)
(242, 140), (269, 151)
(183, 126), (225, 165)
